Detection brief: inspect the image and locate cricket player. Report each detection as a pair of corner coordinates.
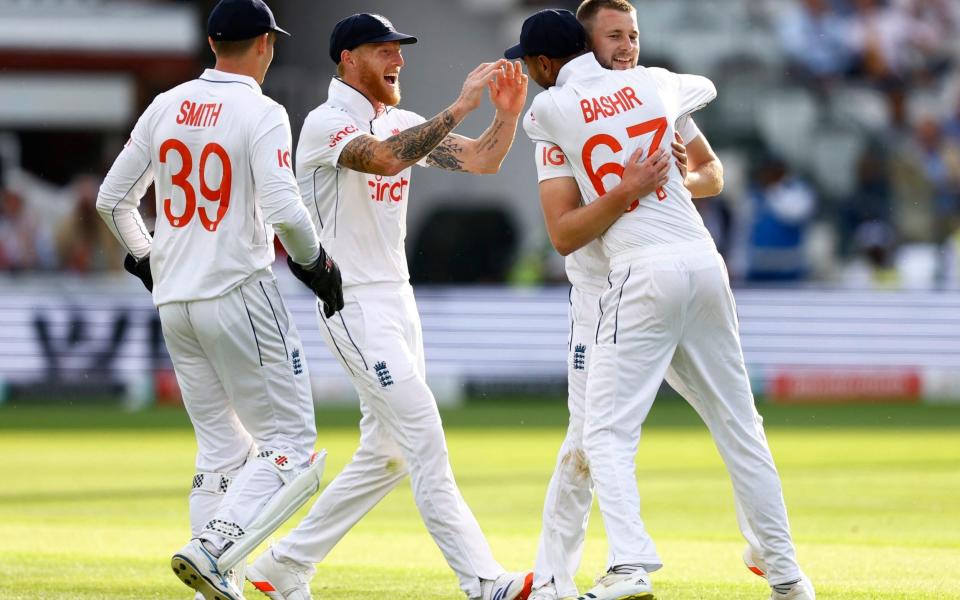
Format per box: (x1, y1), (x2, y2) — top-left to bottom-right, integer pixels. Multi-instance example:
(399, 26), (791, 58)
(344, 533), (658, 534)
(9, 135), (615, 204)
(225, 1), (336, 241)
(508, 9), (815, 600)
(245, 13), (532, 600)
(96, 1), (343, 598)
(526, 3), (726, 600)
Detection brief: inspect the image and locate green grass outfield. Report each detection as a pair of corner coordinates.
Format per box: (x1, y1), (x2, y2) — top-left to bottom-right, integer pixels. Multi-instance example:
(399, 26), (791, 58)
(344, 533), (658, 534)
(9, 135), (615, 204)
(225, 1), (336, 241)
(1, 399), (958, 599)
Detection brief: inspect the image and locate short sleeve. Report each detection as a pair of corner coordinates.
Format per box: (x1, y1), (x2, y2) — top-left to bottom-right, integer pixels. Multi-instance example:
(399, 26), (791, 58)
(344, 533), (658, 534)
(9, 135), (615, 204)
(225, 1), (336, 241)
(646, 67), (717, 119)
(676, 115), (702, 144)
(522, 93), (555, 144)
(533, 142), (573, 183)
(295, 107), (364, 172)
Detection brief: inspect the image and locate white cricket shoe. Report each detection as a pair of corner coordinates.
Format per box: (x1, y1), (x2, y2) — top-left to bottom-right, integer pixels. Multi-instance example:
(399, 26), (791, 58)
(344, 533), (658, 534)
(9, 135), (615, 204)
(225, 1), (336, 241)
(246, 548), (315, 600)
(171, 539), (245, 600)
(577, 567), (654, 600)
(742, 546), (815, 600)
(195, 562), (242, 599)
(480, 571), (534, 600)
(770, 577), (815, 600)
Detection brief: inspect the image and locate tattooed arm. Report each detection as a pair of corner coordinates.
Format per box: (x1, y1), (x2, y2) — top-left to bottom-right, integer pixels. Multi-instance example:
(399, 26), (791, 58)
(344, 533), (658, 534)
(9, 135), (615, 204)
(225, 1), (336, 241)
(426, 114), (517, 174)
(427, 60), (528, 174)
(337, 61), (506, 176)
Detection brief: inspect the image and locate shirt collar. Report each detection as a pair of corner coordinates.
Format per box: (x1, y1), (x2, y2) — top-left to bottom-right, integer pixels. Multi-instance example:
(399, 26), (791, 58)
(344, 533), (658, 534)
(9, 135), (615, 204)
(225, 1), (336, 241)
(327, 77), (387, 123)
(199, 68), (262, 94)
(556, 53), (605, 87)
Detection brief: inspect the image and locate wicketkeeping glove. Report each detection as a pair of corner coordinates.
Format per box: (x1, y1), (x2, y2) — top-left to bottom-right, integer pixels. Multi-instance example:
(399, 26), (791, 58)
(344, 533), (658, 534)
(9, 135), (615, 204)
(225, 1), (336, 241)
(287, 247), (344, 318)
(123, 253), (153, 292)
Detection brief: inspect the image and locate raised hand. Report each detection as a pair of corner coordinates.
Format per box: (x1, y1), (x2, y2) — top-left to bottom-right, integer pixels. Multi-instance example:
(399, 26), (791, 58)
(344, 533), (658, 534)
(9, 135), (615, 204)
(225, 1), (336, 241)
(456, 60), (508, 114)
(489, 60), (528, 117)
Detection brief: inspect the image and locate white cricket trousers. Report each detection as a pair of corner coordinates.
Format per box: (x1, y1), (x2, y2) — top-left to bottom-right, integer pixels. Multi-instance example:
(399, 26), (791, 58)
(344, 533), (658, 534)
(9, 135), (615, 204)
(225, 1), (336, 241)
(532, 285), (598, 597)
(159, 269), (317, 550)
(584, 239), (801, 585)
(273, 282), (503, 599)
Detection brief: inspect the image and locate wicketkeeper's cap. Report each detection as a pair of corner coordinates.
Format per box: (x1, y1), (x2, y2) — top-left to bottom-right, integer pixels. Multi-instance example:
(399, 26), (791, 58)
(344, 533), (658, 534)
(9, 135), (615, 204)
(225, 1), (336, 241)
(329, 13), (418, 64)
(504, 9), (586, 60)
(208, 0), (289, 42)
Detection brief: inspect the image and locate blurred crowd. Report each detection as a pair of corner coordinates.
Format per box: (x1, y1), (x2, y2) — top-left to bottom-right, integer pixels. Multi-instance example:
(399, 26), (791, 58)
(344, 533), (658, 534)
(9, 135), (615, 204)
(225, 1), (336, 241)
(0, 167), (127, 274)
(714, 0), (960, 288)
(3, 0), (960, 289)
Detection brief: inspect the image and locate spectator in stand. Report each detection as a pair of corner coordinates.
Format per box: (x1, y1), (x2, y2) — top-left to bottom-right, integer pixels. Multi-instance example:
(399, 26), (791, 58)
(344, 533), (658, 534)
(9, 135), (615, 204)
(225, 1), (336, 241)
(775, 0), (857, 87)
(55, 175), (123, 273)
(849, 0), (921, 78)
(0, 187), (56, 272)
(836, 141), (893, 248)
(891, 116), (960, 243)
(941, 85), (960, 143)
(746, 157), (817, 282)
(843, 219), (900, 288)
(897, 0), (958, 78)
(847, 0), (954, 125)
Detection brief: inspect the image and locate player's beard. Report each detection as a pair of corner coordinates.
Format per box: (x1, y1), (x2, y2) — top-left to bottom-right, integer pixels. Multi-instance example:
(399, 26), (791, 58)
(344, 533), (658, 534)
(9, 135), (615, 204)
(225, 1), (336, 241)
(597, 52), (637, 71)
(358, 64), (402, 107)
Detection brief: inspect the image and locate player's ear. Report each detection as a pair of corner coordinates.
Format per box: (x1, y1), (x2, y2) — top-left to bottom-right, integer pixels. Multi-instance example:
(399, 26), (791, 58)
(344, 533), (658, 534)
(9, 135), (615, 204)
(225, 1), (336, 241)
(340, 49), (353, 70)
(257, 32), (269, 55)
(207, 36), (217, 56)
(536, 55), (551, 77)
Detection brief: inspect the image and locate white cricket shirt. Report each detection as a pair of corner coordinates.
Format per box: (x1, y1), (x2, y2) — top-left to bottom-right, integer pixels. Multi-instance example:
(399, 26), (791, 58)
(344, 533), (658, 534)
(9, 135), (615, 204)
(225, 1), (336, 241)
(533, 115), (705, 294)
(97, 69), (320, 306)
(297, 78), (427, 288)
(524, 54), (717, 259)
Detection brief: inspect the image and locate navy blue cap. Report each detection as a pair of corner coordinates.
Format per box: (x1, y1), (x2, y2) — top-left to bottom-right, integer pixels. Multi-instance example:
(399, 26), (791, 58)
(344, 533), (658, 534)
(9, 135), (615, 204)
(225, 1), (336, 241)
(208, 0), (289, 42)
(504, 9), (586, 60)
(329, 13), (418, 64)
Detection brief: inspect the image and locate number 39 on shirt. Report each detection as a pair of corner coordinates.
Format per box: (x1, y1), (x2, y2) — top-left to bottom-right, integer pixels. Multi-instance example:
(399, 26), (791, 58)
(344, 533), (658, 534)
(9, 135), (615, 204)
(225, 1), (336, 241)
(159, 139), (232, 231)
(581, 116), (668, 212)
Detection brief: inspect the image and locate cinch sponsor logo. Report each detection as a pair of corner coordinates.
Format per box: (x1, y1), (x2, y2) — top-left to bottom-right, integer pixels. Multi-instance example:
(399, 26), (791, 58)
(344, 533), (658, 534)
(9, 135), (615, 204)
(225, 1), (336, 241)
(580, 86), (642, 124)
(367, 175), (409, 202)
(328, 124), (358, 147)
(176, 101), (223, 127)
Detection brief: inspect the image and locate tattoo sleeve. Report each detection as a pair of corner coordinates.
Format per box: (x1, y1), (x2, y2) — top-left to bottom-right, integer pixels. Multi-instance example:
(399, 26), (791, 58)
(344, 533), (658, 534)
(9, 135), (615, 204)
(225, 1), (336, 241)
(338, 109), (461, 173)
(426, 115), (515, 174)
(390, 109), (458, 162)
(426, 137), (466, 172)
(338, 135), (378, 172)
